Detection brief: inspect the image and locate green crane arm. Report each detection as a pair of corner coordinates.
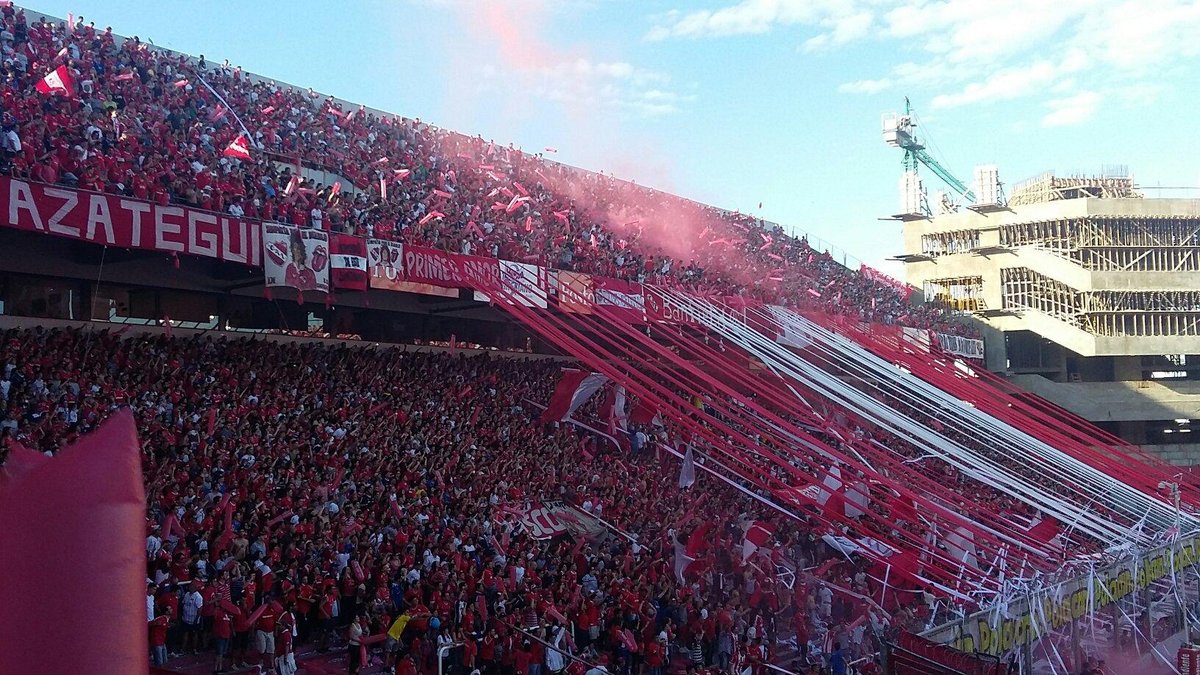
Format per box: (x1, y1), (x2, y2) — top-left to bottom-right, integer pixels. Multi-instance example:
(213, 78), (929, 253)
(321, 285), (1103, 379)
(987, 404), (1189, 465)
(911, 146), (975, 202)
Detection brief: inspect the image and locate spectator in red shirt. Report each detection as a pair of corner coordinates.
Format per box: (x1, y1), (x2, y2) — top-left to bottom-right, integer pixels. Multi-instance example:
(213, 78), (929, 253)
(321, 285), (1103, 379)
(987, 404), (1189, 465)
(149, 608), (170, 667)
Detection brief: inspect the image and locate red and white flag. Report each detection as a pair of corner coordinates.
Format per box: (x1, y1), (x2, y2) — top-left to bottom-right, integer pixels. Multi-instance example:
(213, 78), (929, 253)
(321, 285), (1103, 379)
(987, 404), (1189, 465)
(544, 146), (558, 153)
(541, 369), (607, 424)
(741, 521), (775, 561)
(223, 134), (252, 160)
(330, 234), (368, 292)
(35, 65), (75, 96)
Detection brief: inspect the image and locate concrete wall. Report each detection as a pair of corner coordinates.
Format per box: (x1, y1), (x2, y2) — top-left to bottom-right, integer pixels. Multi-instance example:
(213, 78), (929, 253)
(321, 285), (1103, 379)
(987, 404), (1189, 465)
(1141, 444), (1200, 466)
(1009, 374), (1200, 422)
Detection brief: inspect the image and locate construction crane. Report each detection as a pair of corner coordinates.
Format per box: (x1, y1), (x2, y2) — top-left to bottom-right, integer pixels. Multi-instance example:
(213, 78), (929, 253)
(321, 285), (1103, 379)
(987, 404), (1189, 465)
(882, 97), (976, 215)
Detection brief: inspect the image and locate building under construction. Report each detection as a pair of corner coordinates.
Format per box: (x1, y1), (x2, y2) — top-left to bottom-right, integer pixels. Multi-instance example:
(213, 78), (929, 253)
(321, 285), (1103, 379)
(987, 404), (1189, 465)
(897, 172), (1200, 462)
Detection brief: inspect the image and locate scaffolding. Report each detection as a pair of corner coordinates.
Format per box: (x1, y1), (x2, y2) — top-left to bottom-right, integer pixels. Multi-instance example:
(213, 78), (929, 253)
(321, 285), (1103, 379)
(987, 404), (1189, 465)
(1008, 171), (1142, 206)
(999, 216), (1200, 272)
(921, 229), (982, 258)
(923, 276), (986, 311)
(1001, 268), (1200, 337)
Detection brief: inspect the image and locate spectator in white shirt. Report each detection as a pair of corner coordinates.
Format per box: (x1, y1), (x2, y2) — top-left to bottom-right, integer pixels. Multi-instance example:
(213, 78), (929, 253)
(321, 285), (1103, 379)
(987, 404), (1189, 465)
(180, 581), (204, 654)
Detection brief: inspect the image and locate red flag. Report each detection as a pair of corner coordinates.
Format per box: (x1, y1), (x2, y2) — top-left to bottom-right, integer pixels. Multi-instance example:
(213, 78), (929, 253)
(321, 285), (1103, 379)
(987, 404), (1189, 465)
(35, 65), (75, 96)
(0, 410), (147, 673)
(223, 134), (252, 160)
(330, 234), (368, 292)
(327, 181), (342, 203)
(541, 369), (607, 424)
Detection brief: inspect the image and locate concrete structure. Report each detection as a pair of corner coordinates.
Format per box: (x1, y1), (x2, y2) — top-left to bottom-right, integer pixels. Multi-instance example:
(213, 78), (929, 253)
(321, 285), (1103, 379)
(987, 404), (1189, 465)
(897, 175), (1200, 461)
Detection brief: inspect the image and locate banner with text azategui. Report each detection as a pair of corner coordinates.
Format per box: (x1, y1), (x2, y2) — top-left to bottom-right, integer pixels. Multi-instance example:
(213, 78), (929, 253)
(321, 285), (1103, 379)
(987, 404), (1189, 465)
(0, 177), (261, 266)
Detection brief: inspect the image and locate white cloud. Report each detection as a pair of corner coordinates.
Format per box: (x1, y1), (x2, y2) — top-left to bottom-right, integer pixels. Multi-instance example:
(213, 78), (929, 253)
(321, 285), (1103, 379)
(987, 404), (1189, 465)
(1041, 91), (1101, 127)
(647, 0), (1200, 126)
(931, 61), (1059, 108)
(482, 57), (691, 117)
(838, 78), (891, 94)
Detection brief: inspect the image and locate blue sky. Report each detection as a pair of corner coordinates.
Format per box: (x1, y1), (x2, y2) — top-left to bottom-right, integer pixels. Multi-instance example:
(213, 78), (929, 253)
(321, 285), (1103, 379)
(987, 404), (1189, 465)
(30, 0), (1200, 273)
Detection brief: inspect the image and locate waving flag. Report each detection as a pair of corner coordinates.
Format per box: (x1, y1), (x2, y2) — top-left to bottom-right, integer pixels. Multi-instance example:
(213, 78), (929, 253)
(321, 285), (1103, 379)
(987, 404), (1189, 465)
(541, 369), (607, 424)
(35, 65), (75, 96)
(223, 134), (252, 160)
(678, 444), (696, 489)
(0, 410), (147, 674)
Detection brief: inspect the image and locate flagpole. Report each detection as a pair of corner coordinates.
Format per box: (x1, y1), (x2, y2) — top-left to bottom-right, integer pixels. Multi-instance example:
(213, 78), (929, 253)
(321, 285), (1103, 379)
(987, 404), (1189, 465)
(191, 71), (254, 142)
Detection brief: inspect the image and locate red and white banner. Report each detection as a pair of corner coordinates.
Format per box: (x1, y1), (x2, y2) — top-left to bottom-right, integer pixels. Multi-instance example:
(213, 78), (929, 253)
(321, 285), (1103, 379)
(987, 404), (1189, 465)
(262, 224), (329, 294)
(403, 245), (499, 294)
(0, 177), (261, 266)
(330, 234), (368, 292)
(366, 240), (457, 297)
(556, 271), (593, 314)
(509, 501), (625, 542)
(593, 276), (645, 323)
(741, 521), (775, 561)
(497, 260), (547, 308)
(541, 369), (607, 423)
(513, 504), (570, 540)
(35, 65), (74, 96)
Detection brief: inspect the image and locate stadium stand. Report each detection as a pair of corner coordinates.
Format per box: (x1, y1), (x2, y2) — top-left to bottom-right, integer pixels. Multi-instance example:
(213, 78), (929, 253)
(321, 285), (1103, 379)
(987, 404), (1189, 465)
(0, 6), (972, 338)
(0, 7), (1185, 675)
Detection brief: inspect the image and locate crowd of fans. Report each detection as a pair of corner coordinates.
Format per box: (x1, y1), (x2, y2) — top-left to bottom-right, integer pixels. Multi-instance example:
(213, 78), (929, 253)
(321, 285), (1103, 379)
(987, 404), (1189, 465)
(0, 326), (891, 675)
(0, 7), (975, 339)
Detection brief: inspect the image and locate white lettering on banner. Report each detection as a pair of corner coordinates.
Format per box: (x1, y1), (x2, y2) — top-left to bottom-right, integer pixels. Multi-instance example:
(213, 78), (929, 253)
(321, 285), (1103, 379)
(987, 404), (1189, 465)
(0, 177), (261, 266)
(404, 248), (458, 284)
(120, 199), (151, 248)
(189, 210), (219, 257)
(154, 206), (185, 252)
(85, 195), (114, 244)
(44, 187), (80, 236)
(520, 507), (570, 540)
(9, 180), (43, 231)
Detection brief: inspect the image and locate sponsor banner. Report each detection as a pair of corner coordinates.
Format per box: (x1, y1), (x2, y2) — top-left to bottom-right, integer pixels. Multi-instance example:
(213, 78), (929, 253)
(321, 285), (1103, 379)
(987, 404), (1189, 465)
(330, 234), (368, 291)
(644, 287), (700, 326)
(645, 289), (750, 329)
(923, 534), (1200, 658)
(498, 260), (547, 308)
(366, 239), (457, 297)
(262, 224), (330, 294)
(557, 271), (594, 314)
(937, 332), (985, 360)
(0, 177), (261, 266)
(593, 276), (645, 323)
